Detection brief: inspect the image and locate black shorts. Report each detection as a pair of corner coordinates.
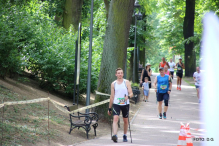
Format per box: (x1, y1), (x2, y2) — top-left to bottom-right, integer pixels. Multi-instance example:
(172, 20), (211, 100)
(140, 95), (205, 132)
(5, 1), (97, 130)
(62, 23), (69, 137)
(170, 71), (174, 76)
(176, 72), (183, 78)
(113, 104), (129, 118)
(157, 93), (169, 101)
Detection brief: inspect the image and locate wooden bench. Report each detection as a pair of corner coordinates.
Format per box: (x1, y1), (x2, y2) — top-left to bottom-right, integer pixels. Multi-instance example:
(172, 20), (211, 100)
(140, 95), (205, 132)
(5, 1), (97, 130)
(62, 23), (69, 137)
(65, 105), (99, 139)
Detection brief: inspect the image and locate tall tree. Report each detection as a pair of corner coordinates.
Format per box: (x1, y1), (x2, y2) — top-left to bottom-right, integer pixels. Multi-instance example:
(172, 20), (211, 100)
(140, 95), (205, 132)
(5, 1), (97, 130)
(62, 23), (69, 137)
(63, 0), (83, 31)
(104, 0), (110, 19)
(96, 0), (135, 97)
(183, 0), (196, 76)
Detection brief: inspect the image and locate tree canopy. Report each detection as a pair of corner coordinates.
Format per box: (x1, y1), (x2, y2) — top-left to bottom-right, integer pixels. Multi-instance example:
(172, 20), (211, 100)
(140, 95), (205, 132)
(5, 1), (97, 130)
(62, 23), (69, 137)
(0, 0), (218, 95)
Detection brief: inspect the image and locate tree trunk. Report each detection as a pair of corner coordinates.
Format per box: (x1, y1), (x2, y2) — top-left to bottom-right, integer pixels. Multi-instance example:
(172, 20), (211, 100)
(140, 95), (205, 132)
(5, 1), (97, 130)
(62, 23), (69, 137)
(96, 0), (135, 98)
(183, 0), (196, 77)
(104, 0), (110, 19)
(63, 0), (83, 31)
(127, 50), (134, 81)
(139, 47), (145, 67)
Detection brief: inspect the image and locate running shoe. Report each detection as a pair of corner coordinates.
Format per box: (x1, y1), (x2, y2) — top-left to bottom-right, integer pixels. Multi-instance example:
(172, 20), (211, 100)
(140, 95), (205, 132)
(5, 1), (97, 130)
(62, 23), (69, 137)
(123, 135), (128, 142)
(159, 113), (162, 119)
(179, 87), (181, 91)
(112, 135), (118, 142)
(163, 112), (166, 119)
(177, 87), (179, 90)
(145, 100), (147, 102)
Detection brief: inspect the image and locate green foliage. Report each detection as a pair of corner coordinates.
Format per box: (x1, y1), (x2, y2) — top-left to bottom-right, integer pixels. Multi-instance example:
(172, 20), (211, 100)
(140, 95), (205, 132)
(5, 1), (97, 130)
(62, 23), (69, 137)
(0, 0), (106, 94)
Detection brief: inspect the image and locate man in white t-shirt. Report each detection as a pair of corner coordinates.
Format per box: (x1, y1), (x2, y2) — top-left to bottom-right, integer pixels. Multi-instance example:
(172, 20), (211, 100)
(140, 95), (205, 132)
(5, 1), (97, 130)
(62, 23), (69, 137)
(108, 68), (133, 142)
(168, 59), (175, 79)
(193, 67), (201, 103)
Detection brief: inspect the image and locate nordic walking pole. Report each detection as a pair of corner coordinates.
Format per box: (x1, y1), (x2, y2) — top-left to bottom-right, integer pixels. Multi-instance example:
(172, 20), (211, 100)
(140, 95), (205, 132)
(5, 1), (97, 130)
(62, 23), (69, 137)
(128, 116), (132, 143)
(125, 94), (132, 143)
(110, 114), (112, 139)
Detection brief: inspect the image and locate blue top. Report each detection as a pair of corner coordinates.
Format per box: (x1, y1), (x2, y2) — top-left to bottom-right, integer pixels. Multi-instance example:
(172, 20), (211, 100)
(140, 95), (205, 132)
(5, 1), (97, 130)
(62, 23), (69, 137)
(143, 82), (149, 90)
(157, 75), (169, 93)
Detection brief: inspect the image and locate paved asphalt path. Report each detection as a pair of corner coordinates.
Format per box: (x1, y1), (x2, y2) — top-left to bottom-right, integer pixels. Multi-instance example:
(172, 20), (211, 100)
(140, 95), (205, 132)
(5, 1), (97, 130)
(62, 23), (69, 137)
(75, 73), (204, 146)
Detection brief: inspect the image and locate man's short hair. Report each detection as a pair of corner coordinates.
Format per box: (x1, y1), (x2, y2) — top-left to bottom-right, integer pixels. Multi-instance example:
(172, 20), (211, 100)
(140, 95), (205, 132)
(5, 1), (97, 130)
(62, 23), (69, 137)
(115, 68), (123, 73)
(144, 77), (148, 80)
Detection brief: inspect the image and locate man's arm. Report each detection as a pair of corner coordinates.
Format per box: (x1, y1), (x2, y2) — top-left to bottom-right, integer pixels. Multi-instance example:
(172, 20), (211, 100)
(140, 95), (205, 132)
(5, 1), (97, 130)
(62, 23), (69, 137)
(168, 76), (172, 90)
(182, 63), (185, 69)
(168, 76), (172, 94)
(109, 82), (114, 109)
(126, 81), (133, 99)
(167, 62), (170, 68)
(193, 73), (196, 81)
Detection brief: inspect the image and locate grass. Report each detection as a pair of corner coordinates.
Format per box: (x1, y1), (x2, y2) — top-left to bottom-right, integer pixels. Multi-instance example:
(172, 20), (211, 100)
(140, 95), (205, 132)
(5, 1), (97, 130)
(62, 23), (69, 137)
(0, 86), (69, 145)
(183, 77), (195, 87)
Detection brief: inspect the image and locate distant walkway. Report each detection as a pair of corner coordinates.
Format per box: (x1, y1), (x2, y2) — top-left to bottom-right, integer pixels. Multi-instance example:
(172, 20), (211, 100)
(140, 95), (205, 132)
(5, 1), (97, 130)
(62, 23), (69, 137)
(75, 73), (203, 146)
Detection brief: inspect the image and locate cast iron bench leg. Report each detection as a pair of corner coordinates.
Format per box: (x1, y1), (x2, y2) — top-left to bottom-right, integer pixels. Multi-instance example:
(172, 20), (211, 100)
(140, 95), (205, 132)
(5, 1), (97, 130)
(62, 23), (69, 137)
(92, 123), (98, 136)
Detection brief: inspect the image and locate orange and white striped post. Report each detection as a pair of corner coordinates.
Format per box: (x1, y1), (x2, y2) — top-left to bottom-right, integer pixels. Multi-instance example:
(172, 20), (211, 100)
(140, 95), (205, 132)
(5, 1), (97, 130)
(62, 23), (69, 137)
(185, 124), (193, 146)
(177, 124), (187, 146)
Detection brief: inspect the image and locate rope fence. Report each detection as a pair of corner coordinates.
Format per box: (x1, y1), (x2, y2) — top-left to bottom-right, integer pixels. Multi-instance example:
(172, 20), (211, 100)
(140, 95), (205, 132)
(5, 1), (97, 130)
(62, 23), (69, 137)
(0, 90), (111, 145)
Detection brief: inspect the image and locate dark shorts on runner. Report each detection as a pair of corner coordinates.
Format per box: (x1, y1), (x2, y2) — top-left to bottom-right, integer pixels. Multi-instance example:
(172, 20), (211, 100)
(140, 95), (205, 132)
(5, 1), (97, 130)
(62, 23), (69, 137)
(170, 71), (174, 77)
(195, 85), (200, 89)
(176, 72), (183, 78)
(157, 93), (169, 101)
(113, 104), (129, 118)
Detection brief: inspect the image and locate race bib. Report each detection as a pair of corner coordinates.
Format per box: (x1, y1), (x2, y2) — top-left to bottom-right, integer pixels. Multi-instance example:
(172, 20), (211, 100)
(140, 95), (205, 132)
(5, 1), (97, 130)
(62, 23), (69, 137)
(118, 98), (126, 105)
(178, 67), (182, 70)
(160, 85), (167, 90)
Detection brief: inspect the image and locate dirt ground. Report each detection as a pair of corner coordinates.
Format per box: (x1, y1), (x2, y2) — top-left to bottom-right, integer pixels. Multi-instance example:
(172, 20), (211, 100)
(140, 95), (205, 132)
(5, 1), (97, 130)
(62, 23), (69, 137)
(0, 76), (141, 146)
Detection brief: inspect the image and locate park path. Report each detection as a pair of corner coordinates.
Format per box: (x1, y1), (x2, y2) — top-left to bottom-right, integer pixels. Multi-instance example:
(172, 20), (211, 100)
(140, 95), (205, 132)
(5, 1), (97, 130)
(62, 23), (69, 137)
(75, 73), (204, 146)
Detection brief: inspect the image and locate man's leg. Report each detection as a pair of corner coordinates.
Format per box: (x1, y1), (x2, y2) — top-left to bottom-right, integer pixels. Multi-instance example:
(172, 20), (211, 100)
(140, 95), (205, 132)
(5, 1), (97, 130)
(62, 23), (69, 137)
(164, 104), (168, 112)
(163, 94), (169, 119)
(164, 99), (169, 112)
(113, 115), (119, 135)
(177, 76), (179, 87)
(196, 88), (199, 99)
(123, 117), (128, 135)
(121, 104), (129, 142)
(112, 104), (120, 142)
(158, 101), (163, 113)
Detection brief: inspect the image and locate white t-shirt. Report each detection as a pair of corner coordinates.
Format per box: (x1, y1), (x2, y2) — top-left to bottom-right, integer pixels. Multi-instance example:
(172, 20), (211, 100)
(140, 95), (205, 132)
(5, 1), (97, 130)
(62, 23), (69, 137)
(193, 72), (201, 86)
(113, 79), (129, 105)
(142, 82), (149, 90)
(168, 62), (175, 72)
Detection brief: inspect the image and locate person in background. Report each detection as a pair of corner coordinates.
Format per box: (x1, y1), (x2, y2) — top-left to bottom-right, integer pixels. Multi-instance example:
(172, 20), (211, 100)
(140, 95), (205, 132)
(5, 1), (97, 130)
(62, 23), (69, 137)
(164, 65), (170, 75)
(168, 59), (175, 79)
(139, 61), (143, 69)
(193, 67), (201, 103)
(154, 67), (172, 119)
(142, 77), (151, 102)
(159, 57), (170, 68)
(176, 57), (185, 91)
(140, 63), (152, 100)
